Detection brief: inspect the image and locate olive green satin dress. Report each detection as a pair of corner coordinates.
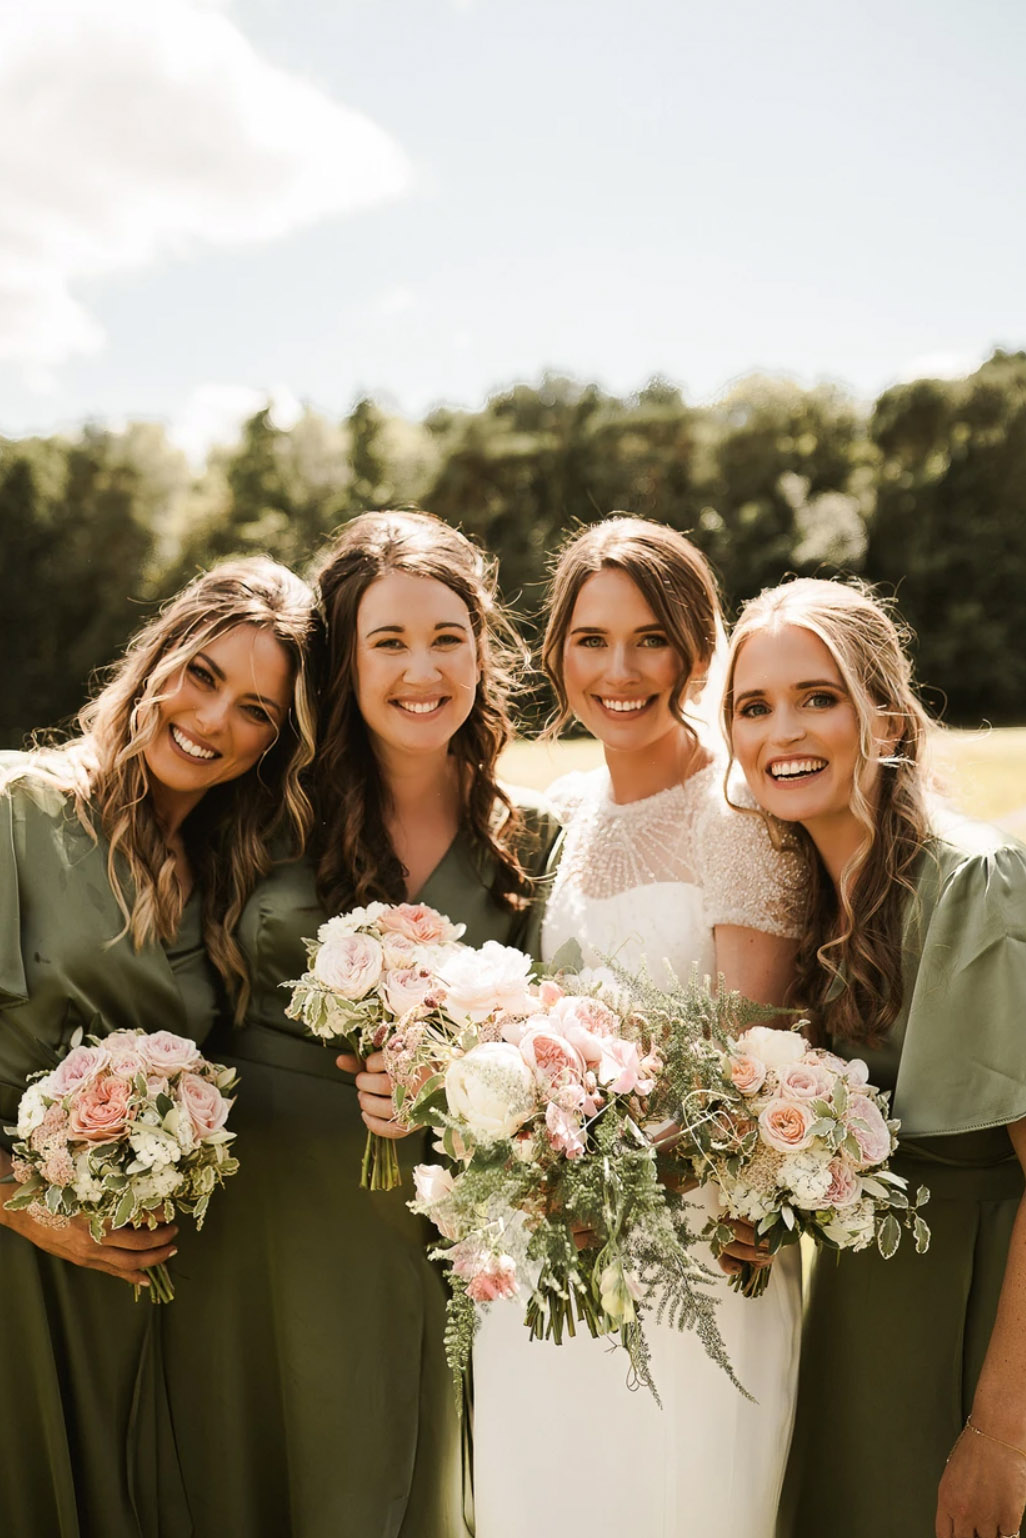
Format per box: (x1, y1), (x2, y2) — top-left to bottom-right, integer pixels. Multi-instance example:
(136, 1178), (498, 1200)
(0, 762), (219, 1538)
(779, 822), (1026, 1537)
(162, 797), (557, 1538)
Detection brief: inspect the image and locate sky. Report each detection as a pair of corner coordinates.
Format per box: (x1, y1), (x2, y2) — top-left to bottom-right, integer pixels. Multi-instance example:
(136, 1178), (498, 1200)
(1, 0), (1024, 460)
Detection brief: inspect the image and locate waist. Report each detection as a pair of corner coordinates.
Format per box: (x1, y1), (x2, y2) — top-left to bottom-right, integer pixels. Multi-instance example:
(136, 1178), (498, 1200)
(222, 1023), (358, 1085)
(894, 1145), (1024, 1203)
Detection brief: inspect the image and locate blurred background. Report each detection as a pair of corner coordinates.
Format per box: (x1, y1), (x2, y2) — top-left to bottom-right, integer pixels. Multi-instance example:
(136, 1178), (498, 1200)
(1, 0), (1024, 828)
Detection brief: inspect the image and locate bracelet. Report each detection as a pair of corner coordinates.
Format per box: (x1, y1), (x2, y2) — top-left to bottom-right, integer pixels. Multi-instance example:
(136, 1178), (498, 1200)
(964, 1413), (1026, 1463)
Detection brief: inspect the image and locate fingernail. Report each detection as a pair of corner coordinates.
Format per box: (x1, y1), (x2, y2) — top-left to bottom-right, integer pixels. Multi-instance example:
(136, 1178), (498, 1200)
(169, 1249), (178, 1258)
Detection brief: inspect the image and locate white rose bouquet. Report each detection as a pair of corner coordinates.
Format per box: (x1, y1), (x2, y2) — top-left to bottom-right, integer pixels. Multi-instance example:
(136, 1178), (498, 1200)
(390, 956), (735, 1402)
(639, 972), (932, 1297)
(4, 1025), (239, 1302)
(282, 901), (465, 1190)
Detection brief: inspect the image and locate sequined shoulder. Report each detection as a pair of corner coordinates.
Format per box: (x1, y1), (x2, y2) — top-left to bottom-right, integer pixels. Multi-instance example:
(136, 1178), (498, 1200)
(693, 772), (804, 938)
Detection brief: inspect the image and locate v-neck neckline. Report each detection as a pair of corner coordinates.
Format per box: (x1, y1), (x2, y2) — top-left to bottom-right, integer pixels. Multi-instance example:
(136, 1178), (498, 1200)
(408, 829), (464, 904)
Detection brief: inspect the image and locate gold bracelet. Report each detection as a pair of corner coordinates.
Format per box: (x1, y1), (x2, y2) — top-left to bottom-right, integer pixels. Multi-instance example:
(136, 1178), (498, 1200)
(965, 1413), (1026, 1463)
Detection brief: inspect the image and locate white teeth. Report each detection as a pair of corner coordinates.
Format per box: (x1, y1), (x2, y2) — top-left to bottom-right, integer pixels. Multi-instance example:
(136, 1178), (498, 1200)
(171, 725), (216, 760)
(601, 698), (648, 713)
(769, 758), (827, 780)
(396, 699), (443, 715)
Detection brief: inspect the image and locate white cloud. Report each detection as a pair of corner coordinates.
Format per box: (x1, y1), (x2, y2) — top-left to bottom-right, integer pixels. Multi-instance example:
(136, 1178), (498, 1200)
(896, 350), (986, 384)
(375, 285), (416, 317)
(0, 1), (411, 368)
(168, 381), (303, 466)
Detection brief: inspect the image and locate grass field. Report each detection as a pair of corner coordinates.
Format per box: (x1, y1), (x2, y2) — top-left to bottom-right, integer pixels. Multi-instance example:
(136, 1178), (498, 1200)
(501, 727), (1026, 839)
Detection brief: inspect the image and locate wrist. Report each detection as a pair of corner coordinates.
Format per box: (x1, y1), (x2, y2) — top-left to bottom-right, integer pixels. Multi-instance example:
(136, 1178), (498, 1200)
(965, 1409), (1026, 1462)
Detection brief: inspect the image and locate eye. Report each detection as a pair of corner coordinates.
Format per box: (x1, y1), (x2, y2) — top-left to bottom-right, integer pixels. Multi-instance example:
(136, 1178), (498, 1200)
(638, 634), (669, 649)
(574, 634), (605, 648)
(805, 691), (839, 709)
(433, 632), (465, 648)
(373, 637), (405, 650)
(245, 704), (274, 726)
(736, 700), (769, 719)
(187, 661), (215, 688)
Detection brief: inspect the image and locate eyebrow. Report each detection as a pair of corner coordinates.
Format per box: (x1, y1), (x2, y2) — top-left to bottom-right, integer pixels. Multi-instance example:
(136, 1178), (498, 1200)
(194, 651), (286, 718)
(366, 621), (469, 636)
(569, 623), (666, 636)
(734, 678), (844, 704)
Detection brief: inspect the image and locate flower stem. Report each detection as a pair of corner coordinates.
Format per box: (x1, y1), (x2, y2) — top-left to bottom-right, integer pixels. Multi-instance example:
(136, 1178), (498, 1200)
(135, 1262), (176, 1304)
(361, 1131), (402, 1191)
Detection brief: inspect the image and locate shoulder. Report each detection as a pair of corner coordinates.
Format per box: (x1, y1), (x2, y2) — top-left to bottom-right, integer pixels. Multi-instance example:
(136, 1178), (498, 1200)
(917, 817), (1026, 950)
(496, 783), (562, 867)
(693, 762), (805, 937)
(0, 751), (73, 823)
(544, 768), (605, 824)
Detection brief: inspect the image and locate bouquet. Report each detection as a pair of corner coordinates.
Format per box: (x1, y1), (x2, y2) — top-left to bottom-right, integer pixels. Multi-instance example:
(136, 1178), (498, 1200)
(391, 951), (734, 1401)
(283, 901), (466, 1190)
(4, 1025), (239, 1302)
(640, 970), (931, 1297)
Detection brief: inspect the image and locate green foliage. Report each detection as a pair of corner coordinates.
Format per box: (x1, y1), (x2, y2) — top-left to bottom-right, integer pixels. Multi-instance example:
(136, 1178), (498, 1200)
(3, 352), (1024, 744)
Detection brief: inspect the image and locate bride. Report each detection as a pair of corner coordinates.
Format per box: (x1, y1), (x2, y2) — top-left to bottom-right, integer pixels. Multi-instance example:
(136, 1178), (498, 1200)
(472, 517), (803, 1536)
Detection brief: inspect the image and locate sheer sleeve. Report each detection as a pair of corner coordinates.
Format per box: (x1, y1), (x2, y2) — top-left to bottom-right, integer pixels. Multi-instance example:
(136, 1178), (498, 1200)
(893, 839), (1026, 1137)
(695, 782), (804, 939)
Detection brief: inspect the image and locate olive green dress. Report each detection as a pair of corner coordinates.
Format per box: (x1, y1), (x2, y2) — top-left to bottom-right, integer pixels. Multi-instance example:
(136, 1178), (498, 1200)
(0, 761), (220, 1538)
(779, 820), (1026, 1537)
(162, 796), (557, 1538)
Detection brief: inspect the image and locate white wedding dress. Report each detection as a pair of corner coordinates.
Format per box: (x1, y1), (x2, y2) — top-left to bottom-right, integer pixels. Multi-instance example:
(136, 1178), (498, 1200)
(472, 763), (803, 1537)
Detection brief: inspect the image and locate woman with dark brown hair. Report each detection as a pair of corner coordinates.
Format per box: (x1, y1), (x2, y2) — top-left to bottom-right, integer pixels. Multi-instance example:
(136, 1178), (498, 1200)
(164, 510), (557, 1538)
(473, 516), (804, 1538)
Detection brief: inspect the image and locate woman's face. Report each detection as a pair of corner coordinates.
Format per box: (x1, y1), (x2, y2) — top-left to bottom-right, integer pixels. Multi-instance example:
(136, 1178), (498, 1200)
(729, 622), (871, 836)
(561, 568), (692, 752)
(354, 570), (479, 760)
(143, 623), (293, 809)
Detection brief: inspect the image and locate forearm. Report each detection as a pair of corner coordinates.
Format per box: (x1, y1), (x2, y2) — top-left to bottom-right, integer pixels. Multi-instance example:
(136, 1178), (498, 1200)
(970, 1191), (1026, 1447)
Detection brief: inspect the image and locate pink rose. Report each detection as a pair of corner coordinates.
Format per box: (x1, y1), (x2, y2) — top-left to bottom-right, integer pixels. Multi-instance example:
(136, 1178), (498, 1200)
(46, 1044), (112, 1099)
(545, 1101), (586, 1159)
(382, 967), (437, 1019)
(596, 1037), (654, 1096)
(520, 1028), (587, 1083)
(137, 1031), (202, 1074)
(758, 1097), (815, 1153)
(803, 1048), (870, 1087)
(179, 1073), (231, 1140)
(778, 1062), (835, 1103)
(550, 995), (619, 1041)
(844, 1095), (892, 1169)
(314, 931), (384, 998)
(814, 1156), (862, 1210)
(67, 1074), (135, 1142)
(729, 1052), (768, 1096)
(537, 979), (564, 1007)
(105, 1035), (147, 1079)
(462, 1253), (518, 1302)
(377, 904), (465, 946)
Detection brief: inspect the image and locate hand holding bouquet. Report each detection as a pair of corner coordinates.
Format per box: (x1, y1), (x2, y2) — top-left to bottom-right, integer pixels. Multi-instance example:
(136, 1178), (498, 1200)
(283, 901), (465, 1189)
(4, 1025), (239, 1302)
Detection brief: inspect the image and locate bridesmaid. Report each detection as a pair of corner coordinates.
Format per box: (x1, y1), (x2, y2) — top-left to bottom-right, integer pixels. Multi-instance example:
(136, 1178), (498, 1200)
(164, 510), (558, 1538)
(724, 577), (1026, 1538)
(0, 558), (316, 1538)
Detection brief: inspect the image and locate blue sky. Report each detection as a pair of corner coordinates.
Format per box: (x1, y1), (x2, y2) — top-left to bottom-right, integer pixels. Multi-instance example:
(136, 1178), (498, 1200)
(1, 0), (1024, 458)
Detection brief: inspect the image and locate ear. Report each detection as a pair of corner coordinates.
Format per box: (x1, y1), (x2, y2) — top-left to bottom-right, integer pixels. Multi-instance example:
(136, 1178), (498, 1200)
(874, 709), (903, 762)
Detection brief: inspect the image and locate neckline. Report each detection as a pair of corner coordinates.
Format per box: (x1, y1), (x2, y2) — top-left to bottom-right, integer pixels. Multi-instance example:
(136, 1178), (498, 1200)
(596, 758), (719, 815)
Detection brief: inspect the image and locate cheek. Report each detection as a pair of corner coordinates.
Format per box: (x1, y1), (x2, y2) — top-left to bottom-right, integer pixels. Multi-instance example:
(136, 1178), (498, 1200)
(561, 646), (591, 705)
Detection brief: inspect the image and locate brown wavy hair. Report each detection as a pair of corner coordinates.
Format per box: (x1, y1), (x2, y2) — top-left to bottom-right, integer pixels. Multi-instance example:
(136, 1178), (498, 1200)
(723, 577), (933, 1044)
(312, 510), (532, 912)
(7, 558), (317, 1017)
(541, 516), (722, 742)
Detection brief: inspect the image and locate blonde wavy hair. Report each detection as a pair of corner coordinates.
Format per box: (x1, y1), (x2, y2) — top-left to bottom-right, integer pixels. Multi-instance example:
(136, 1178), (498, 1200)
(723, 577), (934, 1044)
(8, 558), (317, 1017)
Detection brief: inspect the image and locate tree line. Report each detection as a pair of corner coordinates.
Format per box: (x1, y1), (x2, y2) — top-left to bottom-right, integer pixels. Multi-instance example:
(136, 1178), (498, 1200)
(2, 349), (1025, 747)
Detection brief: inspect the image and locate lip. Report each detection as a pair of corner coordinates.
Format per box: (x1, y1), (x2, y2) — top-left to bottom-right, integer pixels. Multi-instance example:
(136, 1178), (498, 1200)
(168, 722), (221, 763)
(590, 694), (656, 719)
(390, 696), (450, 718)
(764, 755), (828, 784)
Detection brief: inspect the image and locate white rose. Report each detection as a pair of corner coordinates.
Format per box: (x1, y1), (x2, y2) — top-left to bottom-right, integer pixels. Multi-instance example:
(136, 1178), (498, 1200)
(316, 905), (387, 944)
(313, 931), (384, 998)
(440, 942), (535, 1025)
(445, 1043), (536, 1142)
(382, 968), (437, 1020)
(736, 1025), (808, 1070)
(15, 1083), (49, 1139)
(136, 1032), (203, 1074)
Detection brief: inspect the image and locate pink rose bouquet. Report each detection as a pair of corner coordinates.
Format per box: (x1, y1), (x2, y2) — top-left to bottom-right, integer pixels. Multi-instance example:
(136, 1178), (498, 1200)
(4, 1025), (238, 1302)
(391, 961), (734, 1402)
(651, 999), (931, 1296)
(283, 901), (466, 1190)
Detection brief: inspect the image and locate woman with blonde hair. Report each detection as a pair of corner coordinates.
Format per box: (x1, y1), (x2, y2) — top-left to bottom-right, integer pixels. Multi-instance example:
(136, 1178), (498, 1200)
(0, 557), (316, 1537)
(725, 576), (1026, 1537)
(473, 515), (804, 1538)
(163, 510), (558, 1538)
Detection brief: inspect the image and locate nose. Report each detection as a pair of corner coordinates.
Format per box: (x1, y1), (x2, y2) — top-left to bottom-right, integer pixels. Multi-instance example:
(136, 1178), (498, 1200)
(402, 646), (443, 684)
(193, 693), (231, 736)
(771, 703), (805, 746)
(603, 643), (641, 684)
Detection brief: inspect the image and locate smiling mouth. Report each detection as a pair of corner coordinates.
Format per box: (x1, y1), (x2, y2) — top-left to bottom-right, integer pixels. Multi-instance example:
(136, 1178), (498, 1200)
(170, 724), (218, 761)
(392, 698), (448, 716)
(768, 758), (827, 781)
(594, 696), (654, 715)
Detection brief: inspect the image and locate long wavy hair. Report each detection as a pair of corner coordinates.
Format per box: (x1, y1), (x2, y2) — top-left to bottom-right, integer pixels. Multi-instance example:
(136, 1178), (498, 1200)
(723, 577), (934, 1044)
(312, 510), (532, 912)
(541, 516), (722, 743)
(9, 558), (317, 1017)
